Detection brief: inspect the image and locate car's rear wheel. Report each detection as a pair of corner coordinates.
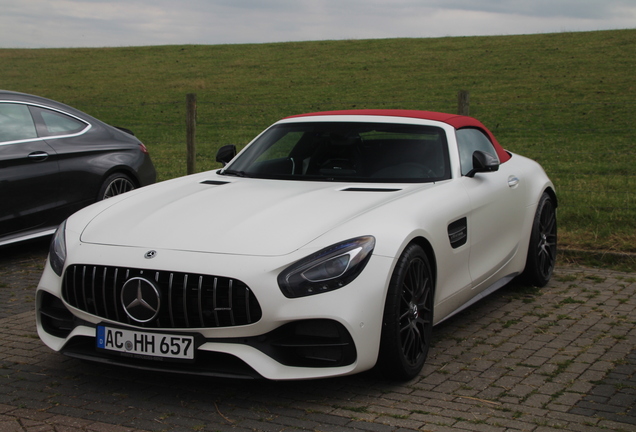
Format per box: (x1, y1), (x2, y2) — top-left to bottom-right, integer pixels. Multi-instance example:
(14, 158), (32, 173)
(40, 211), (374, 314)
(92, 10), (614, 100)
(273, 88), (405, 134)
(99, 173), (135, 200)
(523, 192), (557, 287)
(377, 244), (434, 380)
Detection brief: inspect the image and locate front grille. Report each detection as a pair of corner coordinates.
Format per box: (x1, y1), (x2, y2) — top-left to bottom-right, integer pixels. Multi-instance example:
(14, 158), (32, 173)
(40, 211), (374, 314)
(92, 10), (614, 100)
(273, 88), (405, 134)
(62, 265), (262, 329)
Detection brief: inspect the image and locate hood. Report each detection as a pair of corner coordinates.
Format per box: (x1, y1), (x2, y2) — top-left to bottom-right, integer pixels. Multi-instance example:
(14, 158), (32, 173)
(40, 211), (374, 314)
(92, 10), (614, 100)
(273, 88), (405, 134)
(80, 174), (427, 256)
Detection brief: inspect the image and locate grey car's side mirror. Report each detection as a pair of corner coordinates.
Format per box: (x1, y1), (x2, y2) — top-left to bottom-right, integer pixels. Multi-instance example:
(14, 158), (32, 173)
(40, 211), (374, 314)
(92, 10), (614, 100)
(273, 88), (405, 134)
(216, 145), (237, 166)
(466, 151), (499, 178)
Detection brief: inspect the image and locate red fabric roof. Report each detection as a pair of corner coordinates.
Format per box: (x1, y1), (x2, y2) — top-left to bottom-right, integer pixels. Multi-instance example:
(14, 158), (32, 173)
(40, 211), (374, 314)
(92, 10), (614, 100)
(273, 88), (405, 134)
(286, 109), (510, 163)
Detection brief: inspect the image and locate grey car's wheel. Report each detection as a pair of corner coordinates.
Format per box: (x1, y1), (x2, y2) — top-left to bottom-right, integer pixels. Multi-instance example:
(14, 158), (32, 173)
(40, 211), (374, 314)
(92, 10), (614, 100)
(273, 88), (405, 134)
(523, 192), (557, 287)
(378, 244), (434, 380)
(99, 173), (135, 200)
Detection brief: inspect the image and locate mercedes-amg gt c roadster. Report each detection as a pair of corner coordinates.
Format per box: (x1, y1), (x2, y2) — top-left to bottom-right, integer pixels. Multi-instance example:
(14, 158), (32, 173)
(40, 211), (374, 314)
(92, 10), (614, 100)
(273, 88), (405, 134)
(36, 110), (557, 380)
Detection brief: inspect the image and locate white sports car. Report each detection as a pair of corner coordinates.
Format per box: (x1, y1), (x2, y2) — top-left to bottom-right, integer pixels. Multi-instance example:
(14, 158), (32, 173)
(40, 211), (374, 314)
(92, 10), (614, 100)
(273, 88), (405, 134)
(36, 110), (557, 380)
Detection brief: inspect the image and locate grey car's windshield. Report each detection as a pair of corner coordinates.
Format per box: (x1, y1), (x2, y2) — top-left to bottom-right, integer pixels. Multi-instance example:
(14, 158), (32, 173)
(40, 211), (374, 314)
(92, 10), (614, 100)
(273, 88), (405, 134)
(221, 122), (450, 183)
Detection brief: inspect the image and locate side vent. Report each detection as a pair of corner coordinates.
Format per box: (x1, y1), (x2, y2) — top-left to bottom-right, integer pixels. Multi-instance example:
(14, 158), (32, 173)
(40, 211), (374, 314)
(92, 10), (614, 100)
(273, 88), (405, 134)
(448, 217), (468, 249)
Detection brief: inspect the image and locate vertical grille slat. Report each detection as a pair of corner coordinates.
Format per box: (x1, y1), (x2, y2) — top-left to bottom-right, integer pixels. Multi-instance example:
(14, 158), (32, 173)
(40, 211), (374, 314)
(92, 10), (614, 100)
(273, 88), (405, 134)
(90, 266), (97, 316)
(113, 268), (120, 322)
(168, 273), (175, 327)
(197, 276), (204, 328)
(213, 277), (220, 327)
(123, 269), (131, 325)
(61, 265), (262, 330)
(183, 274), (189, 328)
(245, 287), (251, 324)
(81, 266), (88, 312)
(154, 272), (161, 327)
(229, 279), (235, 326)
(72, 266), (79, 309)
(101, 267), (108, 319)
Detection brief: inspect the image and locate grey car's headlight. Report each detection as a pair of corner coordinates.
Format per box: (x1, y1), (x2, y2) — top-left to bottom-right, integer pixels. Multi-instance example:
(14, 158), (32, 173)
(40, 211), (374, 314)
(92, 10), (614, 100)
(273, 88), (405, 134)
(49, 220), (67, 277)
(278, 236), (375, 298)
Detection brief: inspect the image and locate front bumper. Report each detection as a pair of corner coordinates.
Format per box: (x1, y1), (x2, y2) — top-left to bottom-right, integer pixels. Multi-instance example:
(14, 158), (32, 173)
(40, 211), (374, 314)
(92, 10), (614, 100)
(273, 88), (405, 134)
(36, 243), (393, 380)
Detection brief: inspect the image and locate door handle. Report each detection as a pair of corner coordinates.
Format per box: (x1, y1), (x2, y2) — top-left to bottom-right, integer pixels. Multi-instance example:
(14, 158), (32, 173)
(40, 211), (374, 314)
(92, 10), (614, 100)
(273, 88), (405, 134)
(28, 151), (49, 161)
(508, 175), (519, 188)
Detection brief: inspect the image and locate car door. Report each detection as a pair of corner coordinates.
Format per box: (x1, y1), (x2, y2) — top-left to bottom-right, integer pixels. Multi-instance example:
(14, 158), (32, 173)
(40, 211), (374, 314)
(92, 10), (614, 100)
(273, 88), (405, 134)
(0, 103), (60, 236)
(457, 128), (527, 289)
(28, 105), (97, 213)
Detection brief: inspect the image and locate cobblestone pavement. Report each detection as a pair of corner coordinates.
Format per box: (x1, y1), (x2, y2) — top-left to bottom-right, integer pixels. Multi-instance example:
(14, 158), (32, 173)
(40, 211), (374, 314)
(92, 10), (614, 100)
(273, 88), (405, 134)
(0, 241), (635, 432)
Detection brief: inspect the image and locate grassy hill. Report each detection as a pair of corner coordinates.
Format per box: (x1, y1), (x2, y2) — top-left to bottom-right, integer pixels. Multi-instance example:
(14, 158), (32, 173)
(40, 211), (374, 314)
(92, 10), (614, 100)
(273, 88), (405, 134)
(1, 29), (634, 263)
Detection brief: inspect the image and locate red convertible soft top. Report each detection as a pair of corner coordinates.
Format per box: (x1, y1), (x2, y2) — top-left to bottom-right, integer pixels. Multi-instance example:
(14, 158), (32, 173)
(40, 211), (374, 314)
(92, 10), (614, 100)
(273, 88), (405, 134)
(286, 109), (511, 163)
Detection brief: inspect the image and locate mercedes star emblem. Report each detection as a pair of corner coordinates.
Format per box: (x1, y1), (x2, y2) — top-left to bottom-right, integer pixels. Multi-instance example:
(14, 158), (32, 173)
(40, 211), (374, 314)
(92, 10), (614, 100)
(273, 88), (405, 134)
(144, 250), (157, 259)
(120, 277), (161, 323)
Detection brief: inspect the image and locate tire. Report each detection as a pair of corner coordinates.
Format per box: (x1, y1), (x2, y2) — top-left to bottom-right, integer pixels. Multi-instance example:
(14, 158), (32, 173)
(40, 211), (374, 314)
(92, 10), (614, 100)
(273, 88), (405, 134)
(98, 173), (135, 200)
(377, 244), (434, 380)
(523, 192), (557, 287)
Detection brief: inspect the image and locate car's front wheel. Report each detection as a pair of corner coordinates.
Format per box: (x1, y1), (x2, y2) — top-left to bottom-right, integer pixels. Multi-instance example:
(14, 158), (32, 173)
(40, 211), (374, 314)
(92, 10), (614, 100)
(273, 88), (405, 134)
(523, 192), (557, 287)
(98, 173), (135, 200)
(377, 244), (434, 380)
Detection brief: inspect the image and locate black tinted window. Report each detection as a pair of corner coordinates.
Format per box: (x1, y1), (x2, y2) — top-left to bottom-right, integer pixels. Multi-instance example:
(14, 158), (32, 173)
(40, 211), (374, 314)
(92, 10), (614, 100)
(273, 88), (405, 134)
(30, 106), (88, 137)
(0, 103), (37, 143)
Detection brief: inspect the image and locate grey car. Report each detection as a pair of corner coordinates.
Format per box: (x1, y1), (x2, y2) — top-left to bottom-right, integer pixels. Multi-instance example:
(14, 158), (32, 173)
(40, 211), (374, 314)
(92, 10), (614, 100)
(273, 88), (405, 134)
(0, 90), (156, 246)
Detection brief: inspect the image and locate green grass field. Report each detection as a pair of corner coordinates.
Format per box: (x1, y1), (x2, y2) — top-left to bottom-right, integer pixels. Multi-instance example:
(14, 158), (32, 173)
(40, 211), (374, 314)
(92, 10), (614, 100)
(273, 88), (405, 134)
(1, 29), (634, 266)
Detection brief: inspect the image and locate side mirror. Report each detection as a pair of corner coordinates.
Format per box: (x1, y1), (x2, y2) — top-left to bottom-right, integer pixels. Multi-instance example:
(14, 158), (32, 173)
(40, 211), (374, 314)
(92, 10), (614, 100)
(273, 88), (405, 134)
(216, 145), (237, 166)
(466, 151), (499, 178)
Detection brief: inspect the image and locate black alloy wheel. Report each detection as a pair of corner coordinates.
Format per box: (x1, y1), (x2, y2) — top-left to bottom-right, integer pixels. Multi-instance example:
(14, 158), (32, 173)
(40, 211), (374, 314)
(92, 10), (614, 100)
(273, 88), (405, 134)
(378, 244), (434, 380)
(523, 192), (557, 287)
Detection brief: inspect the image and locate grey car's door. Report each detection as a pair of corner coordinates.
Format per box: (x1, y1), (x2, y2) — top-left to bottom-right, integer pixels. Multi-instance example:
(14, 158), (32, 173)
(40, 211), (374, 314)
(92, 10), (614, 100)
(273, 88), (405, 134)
(0, 103), (60, 237)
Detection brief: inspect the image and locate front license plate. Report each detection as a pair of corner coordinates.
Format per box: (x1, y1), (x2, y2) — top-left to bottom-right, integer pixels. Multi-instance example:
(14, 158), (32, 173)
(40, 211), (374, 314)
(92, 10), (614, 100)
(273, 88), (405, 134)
(96, 326), (194, 360)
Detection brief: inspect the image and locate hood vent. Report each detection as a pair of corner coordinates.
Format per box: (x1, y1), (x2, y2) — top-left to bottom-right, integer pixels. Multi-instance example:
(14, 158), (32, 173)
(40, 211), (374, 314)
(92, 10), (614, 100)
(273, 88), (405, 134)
(341, 187), (401, 192)
(200, 180), (230, 185)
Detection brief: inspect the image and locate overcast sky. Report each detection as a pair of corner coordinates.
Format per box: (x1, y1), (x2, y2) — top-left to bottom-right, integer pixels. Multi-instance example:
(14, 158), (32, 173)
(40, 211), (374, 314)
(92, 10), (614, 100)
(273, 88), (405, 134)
(1, 0), (635, 48)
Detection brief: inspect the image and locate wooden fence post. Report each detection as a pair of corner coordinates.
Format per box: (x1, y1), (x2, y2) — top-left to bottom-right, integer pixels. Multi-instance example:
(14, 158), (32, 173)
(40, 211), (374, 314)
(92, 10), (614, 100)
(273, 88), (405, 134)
(457, 90), (470, 116)
(186, 93), (197, 175)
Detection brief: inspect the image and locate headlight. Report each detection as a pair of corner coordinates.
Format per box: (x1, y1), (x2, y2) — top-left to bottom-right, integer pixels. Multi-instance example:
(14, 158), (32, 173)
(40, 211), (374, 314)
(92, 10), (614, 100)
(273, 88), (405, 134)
(278, 236), (375, 298)
(49, 220), (67, 277)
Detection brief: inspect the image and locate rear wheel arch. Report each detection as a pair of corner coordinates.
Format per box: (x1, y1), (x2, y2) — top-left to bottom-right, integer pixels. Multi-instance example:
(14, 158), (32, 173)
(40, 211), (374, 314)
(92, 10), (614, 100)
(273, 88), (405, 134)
(97, 169), (140, 200)
(105, 166), (140, 184)
(100, 167), (141, 189)
(544, 187), (558, 209)
(522, 190), (558, 287)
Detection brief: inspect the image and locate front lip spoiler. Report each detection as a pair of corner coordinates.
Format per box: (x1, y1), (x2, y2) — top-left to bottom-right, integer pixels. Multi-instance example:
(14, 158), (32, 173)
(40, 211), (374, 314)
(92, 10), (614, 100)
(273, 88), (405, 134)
(60, 336), (263, 379)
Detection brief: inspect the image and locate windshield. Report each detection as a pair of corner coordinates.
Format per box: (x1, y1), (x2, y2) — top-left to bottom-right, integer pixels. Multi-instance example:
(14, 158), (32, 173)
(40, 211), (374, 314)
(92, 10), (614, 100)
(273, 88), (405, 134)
(221, 121), (450, 183)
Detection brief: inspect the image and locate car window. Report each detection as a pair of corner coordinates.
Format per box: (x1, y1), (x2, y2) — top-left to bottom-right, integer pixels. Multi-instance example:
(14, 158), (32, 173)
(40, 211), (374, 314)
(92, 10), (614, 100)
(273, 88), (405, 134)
(456, 128), (499, 176)
(224, 122), (450, 183)
(0, 103), (38, 143)
(32, 107), (88, 137)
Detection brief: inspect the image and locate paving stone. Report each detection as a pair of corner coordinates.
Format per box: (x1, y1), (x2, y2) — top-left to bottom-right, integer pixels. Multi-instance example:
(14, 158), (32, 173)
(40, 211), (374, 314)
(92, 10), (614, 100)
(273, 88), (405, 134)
(3, 246), (636, 431)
